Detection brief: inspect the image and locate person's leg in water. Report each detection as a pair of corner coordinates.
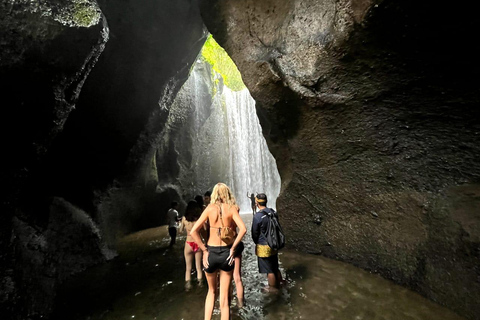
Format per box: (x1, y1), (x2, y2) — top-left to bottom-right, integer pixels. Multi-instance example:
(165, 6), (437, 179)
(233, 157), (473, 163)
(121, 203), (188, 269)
(266, 272), (279, 292)
(184, 243), (194, 291)
(219, 269), (234, 320)
(205, 271), (218, 320)
(276, 268), (285, 286)
(168, 227), (176, 247)
(264, 268), (284, 292)
(195, 249), (204, 285)
(233, 254), (244, 307)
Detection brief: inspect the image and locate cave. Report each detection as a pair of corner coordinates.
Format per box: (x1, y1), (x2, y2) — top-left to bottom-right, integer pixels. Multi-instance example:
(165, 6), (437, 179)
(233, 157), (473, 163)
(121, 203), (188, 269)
(1, 0), (479, 319)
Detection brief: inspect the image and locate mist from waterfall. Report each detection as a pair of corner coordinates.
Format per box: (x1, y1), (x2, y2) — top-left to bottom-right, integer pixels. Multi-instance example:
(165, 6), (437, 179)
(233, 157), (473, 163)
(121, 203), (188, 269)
(158, 57), (281, 211)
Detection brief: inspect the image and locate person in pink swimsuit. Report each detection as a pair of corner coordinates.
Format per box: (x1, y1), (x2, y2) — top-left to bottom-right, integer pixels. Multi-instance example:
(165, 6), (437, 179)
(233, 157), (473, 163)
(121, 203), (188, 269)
(180, 200), (206, 290)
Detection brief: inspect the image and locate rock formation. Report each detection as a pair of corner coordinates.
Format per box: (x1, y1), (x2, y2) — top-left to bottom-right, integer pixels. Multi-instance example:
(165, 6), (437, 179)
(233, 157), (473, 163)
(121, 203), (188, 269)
(2, 0), (479, 319)
(1, 0), (206, 318)
(1, 1), (108, 317)
(199, 0), (480, 318)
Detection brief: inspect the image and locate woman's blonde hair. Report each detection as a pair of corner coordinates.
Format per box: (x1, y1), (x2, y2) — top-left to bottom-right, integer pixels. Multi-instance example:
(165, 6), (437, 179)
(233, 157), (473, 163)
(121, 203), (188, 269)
(210, 183), (238, 208)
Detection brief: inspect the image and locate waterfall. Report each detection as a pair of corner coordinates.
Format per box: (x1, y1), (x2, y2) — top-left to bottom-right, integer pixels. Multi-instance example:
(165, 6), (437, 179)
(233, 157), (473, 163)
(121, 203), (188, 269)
(157, 57), (281, 211)
(223, 88), (281, 211)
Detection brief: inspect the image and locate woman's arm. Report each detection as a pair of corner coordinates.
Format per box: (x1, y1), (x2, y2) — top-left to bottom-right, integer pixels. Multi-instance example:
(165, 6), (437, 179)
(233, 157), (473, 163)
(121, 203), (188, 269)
(191, 210), (209, 251)
(179, 216), (186, 233)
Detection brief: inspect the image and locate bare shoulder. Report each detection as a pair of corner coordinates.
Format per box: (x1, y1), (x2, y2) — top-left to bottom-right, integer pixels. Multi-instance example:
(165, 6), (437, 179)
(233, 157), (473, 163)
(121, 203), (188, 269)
(227, 204), (240, 215)
(204, 203), (218, 216)
(205, 203), (218, 211)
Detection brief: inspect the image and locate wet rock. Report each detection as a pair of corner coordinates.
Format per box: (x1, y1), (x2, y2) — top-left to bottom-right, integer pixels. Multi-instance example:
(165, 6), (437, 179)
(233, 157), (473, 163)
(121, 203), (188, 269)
(1, 0), (107, 181)
(1, 0), (206, 318)
(1, 1), (107, 318)
(313, 214), (323, 225)
(200, 0), (480, 318)
(12, 197), (112, 318)
(42, 0), (207, 244)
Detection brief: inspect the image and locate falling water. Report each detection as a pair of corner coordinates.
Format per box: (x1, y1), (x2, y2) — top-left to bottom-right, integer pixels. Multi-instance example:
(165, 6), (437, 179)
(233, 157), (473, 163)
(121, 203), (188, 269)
(224, 88), (281, 210)
(157, 56), (281, 211)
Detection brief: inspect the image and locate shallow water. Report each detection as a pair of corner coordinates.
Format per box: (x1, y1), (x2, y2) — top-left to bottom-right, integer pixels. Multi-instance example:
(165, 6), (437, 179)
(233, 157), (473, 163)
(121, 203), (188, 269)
(53, 214), (464, 320)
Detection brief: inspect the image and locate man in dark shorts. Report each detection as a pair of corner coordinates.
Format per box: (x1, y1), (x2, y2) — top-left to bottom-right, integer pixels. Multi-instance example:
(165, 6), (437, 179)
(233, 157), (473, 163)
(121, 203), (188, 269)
(251, 193), (284, 291)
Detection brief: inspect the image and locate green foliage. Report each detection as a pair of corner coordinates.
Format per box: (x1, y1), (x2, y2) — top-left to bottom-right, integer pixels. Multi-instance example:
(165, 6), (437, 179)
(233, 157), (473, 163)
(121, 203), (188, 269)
(50, 0), (101, 28)
(201, 35), (245, 91)
(72, 1), (100, 27)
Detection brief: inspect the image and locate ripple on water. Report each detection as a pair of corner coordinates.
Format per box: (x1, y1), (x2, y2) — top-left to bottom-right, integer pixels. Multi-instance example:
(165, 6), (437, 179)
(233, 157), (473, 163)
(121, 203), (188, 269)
(53, 215), (466, 320)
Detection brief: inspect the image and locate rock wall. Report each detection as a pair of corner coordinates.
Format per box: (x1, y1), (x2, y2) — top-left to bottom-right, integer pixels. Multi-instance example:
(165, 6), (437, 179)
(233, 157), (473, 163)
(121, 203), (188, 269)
(41, 0), (207, 243)
(80, 0), (207, 243)
(1, 0), (206, 318)
(199, 0), (480, 318)
(11, 198), (115, 318)
(1, 1), (108, 318)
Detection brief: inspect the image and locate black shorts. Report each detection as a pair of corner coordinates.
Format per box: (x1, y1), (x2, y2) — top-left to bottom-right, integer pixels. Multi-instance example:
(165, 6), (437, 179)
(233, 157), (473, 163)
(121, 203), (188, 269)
(204, 245), (234, 273)
(234, 241), (245, 257)
(258, 254), (279, 274)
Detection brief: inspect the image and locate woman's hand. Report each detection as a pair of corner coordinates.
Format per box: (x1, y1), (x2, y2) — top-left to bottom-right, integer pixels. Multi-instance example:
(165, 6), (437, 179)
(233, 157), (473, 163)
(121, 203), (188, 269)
(203, 250), (209, 269)
(226, 247), (235, 266)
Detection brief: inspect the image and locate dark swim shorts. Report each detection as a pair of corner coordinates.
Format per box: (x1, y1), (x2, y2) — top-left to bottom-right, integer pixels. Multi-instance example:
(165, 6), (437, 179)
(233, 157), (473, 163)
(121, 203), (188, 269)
(234, 241), (245, 257)
(204, 245), (234, 273)
(258, 254), (279, 274)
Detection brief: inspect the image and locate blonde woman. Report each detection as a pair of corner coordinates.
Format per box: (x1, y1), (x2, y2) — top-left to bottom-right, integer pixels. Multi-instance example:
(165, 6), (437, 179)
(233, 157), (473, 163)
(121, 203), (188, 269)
(190, 183), (247, 320)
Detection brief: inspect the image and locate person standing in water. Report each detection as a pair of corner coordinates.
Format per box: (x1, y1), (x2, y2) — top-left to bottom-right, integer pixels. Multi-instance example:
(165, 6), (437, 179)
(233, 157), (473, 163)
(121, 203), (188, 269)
(247, 192), (255, 215)
(251, 193), (284, 291)
(167, 201), (180, 247)
(195, 195), (205, 212)
(203, 191), (211, 210)
(232, 233), (245, 307)
(191, 183), (247, 320)
(179, 200), (205, 291)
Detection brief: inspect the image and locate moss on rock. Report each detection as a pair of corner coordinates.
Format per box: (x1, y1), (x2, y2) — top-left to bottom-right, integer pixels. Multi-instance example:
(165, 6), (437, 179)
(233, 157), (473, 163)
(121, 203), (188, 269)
(201, 35), (245, 92)
(54, 0), (101, 28)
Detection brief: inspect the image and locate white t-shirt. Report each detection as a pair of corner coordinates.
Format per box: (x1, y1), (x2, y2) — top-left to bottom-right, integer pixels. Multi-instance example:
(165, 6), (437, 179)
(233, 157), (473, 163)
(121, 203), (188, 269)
(167, 208), (179, 228)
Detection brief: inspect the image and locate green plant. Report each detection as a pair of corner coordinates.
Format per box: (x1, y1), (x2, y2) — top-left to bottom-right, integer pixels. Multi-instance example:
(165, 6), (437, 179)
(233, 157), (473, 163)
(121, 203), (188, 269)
(201, 35), (245, 91)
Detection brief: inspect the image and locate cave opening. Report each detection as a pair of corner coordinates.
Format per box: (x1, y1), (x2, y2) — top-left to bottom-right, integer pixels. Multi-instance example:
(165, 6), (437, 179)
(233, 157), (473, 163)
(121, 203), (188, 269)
(154, 35), (281, 212)
(3, 1), (480, 319)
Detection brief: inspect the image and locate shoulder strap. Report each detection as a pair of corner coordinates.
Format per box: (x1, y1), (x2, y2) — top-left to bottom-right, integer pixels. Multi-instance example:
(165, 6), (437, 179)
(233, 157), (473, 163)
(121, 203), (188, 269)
(217, 204), (225, 228)
(259, 208), (269, 218)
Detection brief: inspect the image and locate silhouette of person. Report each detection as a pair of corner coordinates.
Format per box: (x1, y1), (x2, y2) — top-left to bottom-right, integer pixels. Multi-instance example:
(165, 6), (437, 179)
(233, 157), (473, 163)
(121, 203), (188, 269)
(195, 194), (205, 211)
(167, 201), (181, 247)
(247, 192), (255, 215)
(203, 191), (211, 208)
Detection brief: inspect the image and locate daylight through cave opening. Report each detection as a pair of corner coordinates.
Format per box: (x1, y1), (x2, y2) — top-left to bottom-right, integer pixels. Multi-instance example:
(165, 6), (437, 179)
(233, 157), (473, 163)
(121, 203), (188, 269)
(156, 35), (281, 211)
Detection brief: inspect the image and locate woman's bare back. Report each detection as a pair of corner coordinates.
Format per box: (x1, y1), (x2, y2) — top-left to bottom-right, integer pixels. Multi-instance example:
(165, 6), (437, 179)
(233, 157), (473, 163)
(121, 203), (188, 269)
(205, 203), (238, 246)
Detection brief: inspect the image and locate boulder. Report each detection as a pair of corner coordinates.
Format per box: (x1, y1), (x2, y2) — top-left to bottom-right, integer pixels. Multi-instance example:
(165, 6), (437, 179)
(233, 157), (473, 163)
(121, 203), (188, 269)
(0, 1), (108, 318)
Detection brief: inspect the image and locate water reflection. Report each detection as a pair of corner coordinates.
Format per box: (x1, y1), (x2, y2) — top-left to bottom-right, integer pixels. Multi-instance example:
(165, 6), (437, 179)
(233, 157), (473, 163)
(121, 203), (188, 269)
(53, 214), (464, 320)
